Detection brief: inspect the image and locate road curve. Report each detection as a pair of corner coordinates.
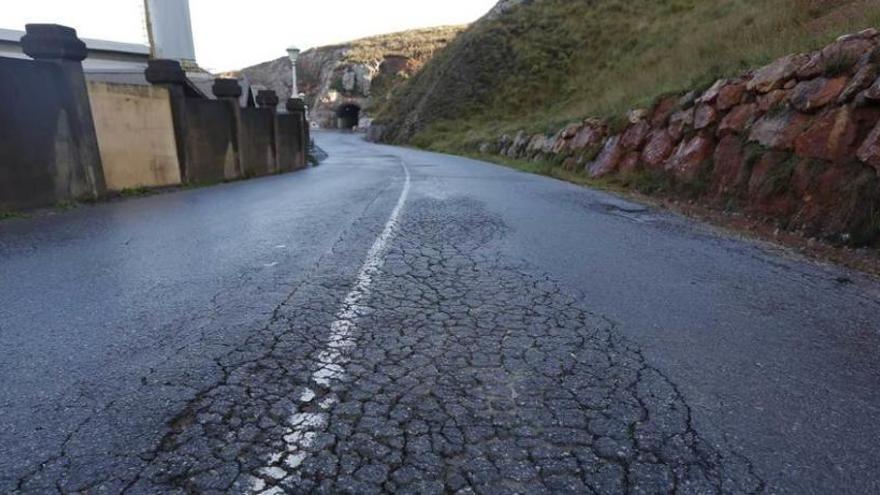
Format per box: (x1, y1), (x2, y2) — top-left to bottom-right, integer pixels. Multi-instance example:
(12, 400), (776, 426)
(1, 131), (879, 493)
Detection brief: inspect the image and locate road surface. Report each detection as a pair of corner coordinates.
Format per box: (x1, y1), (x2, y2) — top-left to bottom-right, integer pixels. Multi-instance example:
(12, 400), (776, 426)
(2, 132), (879, 494)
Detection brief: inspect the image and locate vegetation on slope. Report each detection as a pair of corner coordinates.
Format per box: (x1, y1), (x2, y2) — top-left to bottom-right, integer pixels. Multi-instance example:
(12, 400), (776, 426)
(375, 0), (880, 149)
(343, 26), (465, 105)
(240, 26), (464, 110)
(333, 26), (465, 64)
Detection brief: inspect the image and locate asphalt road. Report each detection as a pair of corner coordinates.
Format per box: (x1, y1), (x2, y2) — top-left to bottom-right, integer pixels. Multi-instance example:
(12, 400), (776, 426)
(2, 131), (879, 494)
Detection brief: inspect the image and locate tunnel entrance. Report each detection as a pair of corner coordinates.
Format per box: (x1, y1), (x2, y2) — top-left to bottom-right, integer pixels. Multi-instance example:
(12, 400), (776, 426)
(336, 103), (361, 130)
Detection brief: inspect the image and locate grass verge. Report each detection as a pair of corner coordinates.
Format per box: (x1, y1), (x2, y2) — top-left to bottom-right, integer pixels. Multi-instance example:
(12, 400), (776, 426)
(0, 209), (28, 221)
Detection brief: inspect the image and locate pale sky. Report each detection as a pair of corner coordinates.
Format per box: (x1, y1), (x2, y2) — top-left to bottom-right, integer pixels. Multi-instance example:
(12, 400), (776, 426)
(2, 0), (497, 71)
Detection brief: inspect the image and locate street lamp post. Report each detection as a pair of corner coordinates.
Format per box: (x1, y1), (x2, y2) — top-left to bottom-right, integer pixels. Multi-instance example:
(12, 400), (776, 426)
(287, 46), (301, 100)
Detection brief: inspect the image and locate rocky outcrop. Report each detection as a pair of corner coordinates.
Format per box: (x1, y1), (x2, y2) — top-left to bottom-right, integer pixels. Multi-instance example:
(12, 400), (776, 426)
(238, 27), (463, 129)
(476, 29), (880, 246)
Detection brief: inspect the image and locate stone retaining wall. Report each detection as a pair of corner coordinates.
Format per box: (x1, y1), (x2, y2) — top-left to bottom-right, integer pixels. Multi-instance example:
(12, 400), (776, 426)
(0, 24), (314, 212)
(479, 28), (880, 245)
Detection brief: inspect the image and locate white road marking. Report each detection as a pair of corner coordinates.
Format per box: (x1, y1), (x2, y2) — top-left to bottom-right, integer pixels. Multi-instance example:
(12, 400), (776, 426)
(250, 160), (411, 492)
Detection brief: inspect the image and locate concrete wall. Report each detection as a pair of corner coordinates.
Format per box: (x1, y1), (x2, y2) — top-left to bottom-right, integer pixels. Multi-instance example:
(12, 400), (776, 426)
(239, 108), (277, 177)
(0, 43), (313, 211)
(0, 56), (104, 210)
(183, 98), (239, 184)
(87, 81), (181, 191)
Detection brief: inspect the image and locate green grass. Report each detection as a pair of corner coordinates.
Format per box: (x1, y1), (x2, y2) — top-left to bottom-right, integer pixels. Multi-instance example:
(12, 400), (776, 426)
(623, 170), (678, 196)
(823, 49), (863, 76)
(377, 0), (880, 148)
(55, 200), (80, 211)
(182, 180), (222, 190)
(472, 150), (718, 203)
(119, 186), (154, 197)
(335, 26), (465, 64)
(466, 150), (709, 205)
(343, 27), (465, 105)
(0, 209), (28, 220)
(764, 154), (799, 196)
(467, 152), (625, 192)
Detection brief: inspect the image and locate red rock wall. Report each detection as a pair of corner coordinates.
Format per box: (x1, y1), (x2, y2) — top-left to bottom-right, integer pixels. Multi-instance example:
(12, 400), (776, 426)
(482, 28), (880, 245)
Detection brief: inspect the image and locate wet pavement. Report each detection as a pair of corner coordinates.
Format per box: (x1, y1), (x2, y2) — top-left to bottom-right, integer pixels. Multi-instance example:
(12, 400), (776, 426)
(2, 132), (880, 493)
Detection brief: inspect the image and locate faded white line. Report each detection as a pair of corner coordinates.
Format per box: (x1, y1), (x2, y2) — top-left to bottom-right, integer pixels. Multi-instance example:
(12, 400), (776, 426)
(248, 159), (411, 493)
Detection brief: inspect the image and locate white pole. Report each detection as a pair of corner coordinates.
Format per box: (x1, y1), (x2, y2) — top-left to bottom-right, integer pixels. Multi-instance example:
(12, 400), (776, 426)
(287, 46), (300, 99)
(142, 0), (155, 58)
(145, 0), (197, 66)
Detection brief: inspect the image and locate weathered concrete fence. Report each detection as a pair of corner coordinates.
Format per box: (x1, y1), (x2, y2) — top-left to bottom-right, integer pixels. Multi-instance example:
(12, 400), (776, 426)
(0, 24), (310, 212)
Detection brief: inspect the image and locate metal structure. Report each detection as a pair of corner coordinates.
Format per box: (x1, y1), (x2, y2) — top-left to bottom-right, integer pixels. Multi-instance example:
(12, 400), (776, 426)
(144, 0), (197, 69)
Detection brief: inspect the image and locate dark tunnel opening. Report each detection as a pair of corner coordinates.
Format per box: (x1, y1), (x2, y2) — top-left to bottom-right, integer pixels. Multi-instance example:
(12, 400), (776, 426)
(336, 103), (361, 130)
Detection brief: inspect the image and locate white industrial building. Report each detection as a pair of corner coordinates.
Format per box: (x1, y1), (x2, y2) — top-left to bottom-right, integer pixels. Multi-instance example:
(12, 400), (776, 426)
(0, 27), (150, 70)
(0, 0), (257, 102)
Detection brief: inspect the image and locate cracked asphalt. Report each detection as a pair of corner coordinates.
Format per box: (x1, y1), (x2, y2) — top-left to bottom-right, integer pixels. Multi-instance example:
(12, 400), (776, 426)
(2, 132), (880, 494)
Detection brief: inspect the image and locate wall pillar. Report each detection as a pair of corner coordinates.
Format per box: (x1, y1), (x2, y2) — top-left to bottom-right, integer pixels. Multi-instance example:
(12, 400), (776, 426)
(304, 104), (312, 160)
(287, 98), (308, 169)
(212, 78), (244, 179)
(256, 90), (280, 112)
(21, 24), (106, 201)
(145, 59), (191, 182)
(257, 90), (281, 174)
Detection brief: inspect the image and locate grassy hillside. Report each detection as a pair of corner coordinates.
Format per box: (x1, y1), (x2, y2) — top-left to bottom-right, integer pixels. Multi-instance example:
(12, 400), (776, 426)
(376, 0), (880, 148)
(340, 26), (465, 107)
(335, 26), (464, 64)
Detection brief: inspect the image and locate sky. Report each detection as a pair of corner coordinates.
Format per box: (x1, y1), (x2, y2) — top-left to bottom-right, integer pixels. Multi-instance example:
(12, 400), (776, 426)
(2, 0), (497, 72)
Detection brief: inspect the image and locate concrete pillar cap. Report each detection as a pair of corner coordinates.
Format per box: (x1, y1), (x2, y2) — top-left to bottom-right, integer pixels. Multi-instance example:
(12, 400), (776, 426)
(21, 24), (87, 61)
(286, 98), (306, 112)
(145, 59), (187, 85)
(256, 90), (279, 108)
(213, 78), (242, 99)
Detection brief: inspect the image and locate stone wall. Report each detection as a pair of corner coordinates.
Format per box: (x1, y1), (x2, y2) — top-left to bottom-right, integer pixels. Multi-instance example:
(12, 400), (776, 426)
(478, 28), (880, 246)
(87, 81), (181, 191)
